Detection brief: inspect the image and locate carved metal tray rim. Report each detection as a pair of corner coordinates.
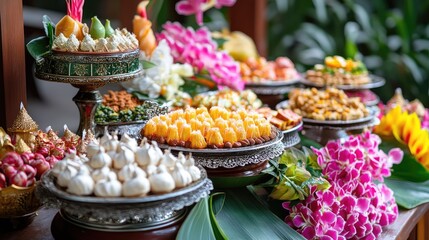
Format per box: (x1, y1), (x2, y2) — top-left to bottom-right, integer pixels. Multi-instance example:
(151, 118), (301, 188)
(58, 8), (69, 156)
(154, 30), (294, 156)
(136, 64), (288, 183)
(51, 48), (139, 56)
(40, 166), (209, 204)
(59, 208), (187, 232)
(158, 128), (283, 154)
(282, 121), (303, 134)
(245, 77), (301, 87)
(300, 74), (385, 90)
(96, 119), (147, 126)
(35, 67), (143, 85)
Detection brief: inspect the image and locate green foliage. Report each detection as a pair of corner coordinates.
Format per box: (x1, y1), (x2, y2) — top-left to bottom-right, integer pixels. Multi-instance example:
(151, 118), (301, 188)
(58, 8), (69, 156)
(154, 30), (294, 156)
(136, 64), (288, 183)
(379, 138), (429, 182)
(384, 178), (429, 209)
(257, 147), (329, 201)
(267, 0), (429, 105)
(214, 188), (305, 240)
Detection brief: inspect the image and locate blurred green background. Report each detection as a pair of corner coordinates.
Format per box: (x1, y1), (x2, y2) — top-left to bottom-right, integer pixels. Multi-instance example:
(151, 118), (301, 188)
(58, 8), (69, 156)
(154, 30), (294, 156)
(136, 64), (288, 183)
(266, 0), (429, 105)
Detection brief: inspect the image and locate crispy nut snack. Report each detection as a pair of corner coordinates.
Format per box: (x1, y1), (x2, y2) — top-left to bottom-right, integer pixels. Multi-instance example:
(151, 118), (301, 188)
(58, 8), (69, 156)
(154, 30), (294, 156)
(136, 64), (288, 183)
(288, 88), (369, 121)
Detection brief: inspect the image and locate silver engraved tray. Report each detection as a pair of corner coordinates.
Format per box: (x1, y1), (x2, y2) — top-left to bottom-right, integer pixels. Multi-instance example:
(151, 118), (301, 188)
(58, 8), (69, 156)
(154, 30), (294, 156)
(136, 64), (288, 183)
(36, 167), (212, 230)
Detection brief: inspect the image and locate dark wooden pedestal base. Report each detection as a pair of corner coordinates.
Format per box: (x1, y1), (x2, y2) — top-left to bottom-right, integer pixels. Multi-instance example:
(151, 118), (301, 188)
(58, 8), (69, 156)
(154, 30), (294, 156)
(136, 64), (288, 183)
(51, 212), (184, 240)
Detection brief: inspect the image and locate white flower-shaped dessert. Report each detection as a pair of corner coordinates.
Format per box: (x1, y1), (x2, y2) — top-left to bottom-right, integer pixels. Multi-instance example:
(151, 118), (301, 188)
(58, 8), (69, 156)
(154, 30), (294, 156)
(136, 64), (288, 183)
(95, 38), (108, 52)
(65, 34), (80, 52)
(80, 34), (96, 52)
(52, 33), (68, 50)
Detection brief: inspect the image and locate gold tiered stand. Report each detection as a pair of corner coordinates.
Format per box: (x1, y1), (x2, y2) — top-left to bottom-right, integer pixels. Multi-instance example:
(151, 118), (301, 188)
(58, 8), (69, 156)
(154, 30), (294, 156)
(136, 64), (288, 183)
(34, 49), (142, 135)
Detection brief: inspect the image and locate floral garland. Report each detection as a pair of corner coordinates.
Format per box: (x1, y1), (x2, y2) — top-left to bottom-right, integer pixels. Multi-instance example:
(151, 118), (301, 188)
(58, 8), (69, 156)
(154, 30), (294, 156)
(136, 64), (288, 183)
(283, 132), (403, 239)
(157, 22), (244, 91)
(176, 0), (237, 25)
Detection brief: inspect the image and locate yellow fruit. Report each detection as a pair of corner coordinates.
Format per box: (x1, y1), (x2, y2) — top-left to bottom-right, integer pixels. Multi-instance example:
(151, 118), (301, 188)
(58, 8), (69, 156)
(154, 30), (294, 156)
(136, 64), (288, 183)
(223, 128), (237, 143)
(175, 118), (187, 133)
(184, 108), (196, 122)
(246, 124), (260, 139)
(156, 121), (168, 138)
(207, 128), (223, 146)
(143, 120), (157, 136)
(190, 131), (207, 149)
(325, 56), (347, 68)
(181, 124), (192, 142)
(55, 15), (82, 39)
(166, 125), (179, 144)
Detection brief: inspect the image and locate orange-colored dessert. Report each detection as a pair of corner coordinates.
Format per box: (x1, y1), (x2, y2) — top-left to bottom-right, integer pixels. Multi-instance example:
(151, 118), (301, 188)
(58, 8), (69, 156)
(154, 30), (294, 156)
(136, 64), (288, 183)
(133, 1), (157, 56)
(257, 107), (302, 131)
(142, 106), (276, 149)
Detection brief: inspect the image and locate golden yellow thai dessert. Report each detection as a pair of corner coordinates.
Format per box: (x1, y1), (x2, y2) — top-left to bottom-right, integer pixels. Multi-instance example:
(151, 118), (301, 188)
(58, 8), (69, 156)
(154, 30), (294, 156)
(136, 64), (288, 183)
(142, 107), (276, 149)
(288, 88), (369, 121)
(306, 56), (370, 85)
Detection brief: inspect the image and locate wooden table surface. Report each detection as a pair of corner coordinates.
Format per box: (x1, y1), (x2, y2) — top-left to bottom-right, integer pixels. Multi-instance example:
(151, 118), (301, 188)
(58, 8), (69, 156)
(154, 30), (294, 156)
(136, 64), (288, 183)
(1, 204), (428, 240)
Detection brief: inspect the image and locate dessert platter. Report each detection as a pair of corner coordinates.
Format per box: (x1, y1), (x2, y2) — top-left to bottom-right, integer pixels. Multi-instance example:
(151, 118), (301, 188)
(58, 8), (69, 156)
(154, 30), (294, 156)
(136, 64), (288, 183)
(36, 132), (212, 232)
(277, 88), (379, 144)
(28, 4), (143, 136)
(257, 107), (303, 147)
(94, 90), (168, 138)
(142, 107), (285, 168)
(301, 56), (385, 106)
(140, 106), (286, 188)
(242, 57), (301, 106)
(191, 89), (263, 111)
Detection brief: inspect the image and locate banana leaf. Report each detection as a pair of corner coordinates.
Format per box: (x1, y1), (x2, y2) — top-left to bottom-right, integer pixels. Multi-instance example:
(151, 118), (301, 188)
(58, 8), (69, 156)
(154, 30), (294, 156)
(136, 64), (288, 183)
(141, 60), (157, 69)
(215, 188), (305, 240)
(210, 173), (269, 189)
(299, 134), (322, 149)
(180, 77), (215, 97)
(42, 15), (55, 48)
(26, 36), (50, 62)
(384, 178), (429, 209)
(209, 193), (228, 240)
(176, 196), (217, 240)
(379, 139), (429, 182)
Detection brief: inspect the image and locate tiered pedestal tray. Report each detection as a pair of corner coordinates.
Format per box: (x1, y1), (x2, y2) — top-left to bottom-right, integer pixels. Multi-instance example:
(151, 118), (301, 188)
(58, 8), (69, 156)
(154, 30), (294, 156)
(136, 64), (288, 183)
(245, 79), (301, 108)
(34, 49), (143, 135)
(300, 74), (385, 106)
(94, 101), (169, 138)
(277, 101), (379, 145)
(36, 167), (212, 237)
(159, 129), (288, 188)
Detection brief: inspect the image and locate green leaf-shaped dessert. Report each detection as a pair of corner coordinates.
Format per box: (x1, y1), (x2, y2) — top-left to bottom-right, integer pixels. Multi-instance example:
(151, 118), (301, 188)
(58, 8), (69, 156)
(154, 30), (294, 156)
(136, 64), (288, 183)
(104, 19), (114, 38)
(90, 16), (105, 39)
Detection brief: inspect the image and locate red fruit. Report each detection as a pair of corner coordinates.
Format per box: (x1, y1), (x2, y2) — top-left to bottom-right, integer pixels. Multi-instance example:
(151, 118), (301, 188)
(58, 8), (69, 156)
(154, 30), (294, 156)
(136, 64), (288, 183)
(0, 173), (7, 189)
(21, 152), (35, 164)
(1, 152), (24, 168)
(20, 165), (37, 180)
(51, 147), (65, 159)
(2, 165), (18, 179)
(10, 171), (27, 187)
(31, 159), (50, 178)
(46, 156), (59, 168)
(37, 146), (50, 157)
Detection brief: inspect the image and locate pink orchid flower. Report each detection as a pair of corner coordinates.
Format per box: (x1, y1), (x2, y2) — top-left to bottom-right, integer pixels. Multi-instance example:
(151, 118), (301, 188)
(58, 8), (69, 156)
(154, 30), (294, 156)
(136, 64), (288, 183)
(176, 0), (237, 25)
(286, 132), (403, 239)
